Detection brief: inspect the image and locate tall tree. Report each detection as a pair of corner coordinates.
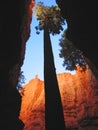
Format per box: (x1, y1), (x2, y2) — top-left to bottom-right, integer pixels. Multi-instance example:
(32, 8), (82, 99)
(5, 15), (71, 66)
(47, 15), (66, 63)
(35, 2), (66, 130)
(16, 71), (25, 94)
(59, 30), (87, 71)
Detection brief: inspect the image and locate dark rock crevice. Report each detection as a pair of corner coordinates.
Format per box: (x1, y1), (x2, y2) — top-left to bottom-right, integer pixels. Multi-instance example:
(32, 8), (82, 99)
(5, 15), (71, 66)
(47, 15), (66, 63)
(56, 0), (98, 129)
(56, 0), (98, 76)
(0, 0), (35, 129)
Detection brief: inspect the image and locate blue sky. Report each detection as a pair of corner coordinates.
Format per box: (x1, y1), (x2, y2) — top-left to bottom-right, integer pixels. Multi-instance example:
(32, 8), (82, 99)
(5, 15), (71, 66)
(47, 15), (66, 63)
(21, 0), (72, 84)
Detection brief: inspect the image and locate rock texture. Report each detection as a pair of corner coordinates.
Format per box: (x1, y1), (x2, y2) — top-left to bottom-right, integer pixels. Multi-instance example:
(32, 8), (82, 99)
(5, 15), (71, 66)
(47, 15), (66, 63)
(0, 1), (35, 129)
(0, 1), (98, 130)
(56, 0), (98, 77)
(19, 66), (98, 130)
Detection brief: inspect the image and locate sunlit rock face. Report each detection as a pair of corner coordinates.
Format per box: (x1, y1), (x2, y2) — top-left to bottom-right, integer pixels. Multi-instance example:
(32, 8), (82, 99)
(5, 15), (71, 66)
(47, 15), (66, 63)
(19, 66), (98, 130)
(19, 77), (45, 130)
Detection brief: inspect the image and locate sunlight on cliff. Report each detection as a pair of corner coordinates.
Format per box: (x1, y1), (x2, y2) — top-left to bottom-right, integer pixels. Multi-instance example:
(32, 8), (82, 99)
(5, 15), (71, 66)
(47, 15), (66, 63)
(19, 65), (98, 130)
(19, 1), (98, 130)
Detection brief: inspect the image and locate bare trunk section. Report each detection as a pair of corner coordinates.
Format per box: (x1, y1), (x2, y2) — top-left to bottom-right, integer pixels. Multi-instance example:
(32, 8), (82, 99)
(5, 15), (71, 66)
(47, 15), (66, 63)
(44, 25), (66, 130)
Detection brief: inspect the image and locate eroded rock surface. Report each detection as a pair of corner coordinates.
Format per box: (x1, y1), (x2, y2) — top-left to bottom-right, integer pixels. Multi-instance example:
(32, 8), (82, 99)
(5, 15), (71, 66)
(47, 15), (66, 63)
(19, 66), (98, 130)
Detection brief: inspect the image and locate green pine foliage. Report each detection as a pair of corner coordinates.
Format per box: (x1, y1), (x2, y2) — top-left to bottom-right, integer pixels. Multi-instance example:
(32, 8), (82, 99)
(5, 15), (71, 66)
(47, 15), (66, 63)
(59, 30), (87, 71)
(16, 71), (25, 91)
(35, 2), (65, 35)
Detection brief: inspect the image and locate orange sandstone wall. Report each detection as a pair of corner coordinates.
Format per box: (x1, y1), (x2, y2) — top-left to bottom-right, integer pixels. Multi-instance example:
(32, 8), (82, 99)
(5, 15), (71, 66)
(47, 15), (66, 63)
(19, 67), (98, 130)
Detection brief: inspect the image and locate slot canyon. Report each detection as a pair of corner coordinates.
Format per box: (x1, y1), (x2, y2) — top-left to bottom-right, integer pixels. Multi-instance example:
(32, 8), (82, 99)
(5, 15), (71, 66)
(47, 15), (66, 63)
(0, 0), (98, 130)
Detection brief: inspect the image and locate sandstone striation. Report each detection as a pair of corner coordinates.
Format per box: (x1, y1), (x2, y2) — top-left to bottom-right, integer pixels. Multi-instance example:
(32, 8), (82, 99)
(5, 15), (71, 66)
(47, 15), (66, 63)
(19, 66), (98, 130)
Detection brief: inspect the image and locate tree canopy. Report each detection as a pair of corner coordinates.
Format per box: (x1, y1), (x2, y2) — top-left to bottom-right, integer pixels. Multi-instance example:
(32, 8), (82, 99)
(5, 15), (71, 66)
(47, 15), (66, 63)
(35, 2), (66, 35)
(59, 30), (87, 71)
(16, 71), (25, 91)
(35, 2), (66, 130)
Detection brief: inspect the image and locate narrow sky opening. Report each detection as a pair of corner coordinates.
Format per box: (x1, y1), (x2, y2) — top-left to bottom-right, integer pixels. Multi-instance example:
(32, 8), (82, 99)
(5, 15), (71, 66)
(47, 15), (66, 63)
(21, 0), (75, 84)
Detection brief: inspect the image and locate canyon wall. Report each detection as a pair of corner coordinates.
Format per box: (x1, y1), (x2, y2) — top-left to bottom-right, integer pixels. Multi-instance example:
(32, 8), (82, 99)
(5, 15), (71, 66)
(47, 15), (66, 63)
(0, 1), (35, 129)
(19, 66), (98, 130)
(56, 0), (98, 77)
(0, 1), (98, 130)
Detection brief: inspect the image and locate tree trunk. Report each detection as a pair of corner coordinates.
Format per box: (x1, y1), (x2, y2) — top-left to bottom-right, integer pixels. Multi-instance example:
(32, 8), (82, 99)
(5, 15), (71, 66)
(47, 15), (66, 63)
(44, 25), (66, 130)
